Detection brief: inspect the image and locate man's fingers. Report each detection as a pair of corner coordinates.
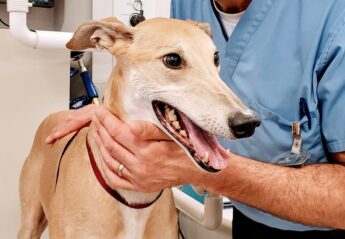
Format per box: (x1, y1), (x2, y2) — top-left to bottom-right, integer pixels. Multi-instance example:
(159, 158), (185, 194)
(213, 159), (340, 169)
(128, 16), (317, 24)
(45, 130), (64, 144)
(95, 108), (126, 137)
(45, 105), (97, 144)
(95, 108), (136, 140)
(128, 120), (171, 141)
(99, 154), (136, 191)
(94, 130), (133, 178)
(95, 108), (170, 142)
(94, 124), (136, 171)
(98, 143), (132, 180)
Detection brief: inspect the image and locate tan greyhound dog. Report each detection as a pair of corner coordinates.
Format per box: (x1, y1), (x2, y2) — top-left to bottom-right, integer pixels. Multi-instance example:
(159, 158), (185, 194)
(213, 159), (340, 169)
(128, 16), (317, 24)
(18, 17), (260, 239)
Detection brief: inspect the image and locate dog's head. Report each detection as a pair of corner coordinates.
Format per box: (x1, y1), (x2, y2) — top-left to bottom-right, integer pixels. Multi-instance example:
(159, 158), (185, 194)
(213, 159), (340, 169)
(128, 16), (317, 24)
(67, 17), (260, 172)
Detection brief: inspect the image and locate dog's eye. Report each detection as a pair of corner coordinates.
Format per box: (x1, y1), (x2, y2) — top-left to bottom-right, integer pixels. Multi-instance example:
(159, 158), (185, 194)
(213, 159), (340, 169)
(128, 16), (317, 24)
(163, 53), (183, 69)
(214, 51), (219, 67)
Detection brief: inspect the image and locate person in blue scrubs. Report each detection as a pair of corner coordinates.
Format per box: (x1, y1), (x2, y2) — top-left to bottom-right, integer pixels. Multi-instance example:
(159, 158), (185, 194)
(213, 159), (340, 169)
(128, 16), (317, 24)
(169, 0), (345, 238)
(46, 0), (345, 238)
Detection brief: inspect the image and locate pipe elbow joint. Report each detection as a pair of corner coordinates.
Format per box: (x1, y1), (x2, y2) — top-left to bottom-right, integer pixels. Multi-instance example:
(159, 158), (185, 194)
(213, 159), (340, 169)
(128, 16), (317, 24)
(9, 13), (38, 48)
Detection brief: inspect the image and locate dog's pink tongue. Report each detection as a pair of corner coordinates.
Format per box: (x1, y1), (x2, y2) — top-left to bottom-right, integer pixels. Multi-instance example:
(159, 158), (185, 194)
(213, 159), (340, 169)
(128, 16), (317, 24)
(179, 112), (229, 170)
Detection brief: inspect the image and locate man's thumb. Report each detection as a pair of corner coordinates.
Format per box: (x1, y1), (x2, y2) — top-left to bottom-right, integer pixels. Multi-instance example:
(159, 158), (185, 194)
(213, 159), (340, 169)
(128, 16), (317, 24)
(128, 120), (171, 141)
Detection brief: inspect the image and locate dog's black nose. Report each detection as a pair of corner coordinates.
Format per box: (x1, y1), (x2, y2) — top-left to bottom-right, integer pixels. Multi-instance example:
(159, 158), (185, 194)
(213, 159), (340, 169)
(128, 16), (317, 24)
(229, 111), (261, 138)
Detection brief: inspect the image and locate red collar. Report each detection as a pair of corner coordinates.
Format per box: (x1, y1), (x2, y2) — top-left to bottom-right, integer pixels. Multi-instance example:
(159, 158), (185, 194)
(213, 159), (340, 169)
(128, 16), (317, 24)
(86, 139), (163, 209)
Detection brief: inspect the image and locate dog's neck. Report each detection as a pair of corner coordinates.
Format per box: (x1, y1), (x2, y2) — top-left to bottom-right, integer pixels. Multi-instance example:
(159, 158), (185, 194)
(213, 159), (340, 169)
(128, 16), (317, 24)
(92, 66), (161, 205)
(103, 67), (126, 120)
(103, 66), (158, 124)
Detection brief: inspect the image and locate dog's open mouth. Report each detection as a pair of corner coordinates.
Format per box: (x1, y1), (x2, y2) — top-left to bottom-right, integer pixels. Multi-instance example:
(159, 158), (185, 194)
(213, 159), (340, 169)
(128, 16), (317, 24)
(152, 101), (229, 173)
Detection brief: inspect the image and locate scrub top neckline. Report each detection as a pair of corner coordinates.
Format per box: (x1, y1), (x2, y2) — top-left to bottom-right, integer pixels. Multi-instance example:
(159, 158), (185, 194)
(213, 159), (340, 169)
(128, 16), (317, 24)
(223, 0), (276, 82)
(212, 0), (245, 37)
(209, 0), (230, 41)
(212, 0), (246, 20)
(206, 0), (276, 99)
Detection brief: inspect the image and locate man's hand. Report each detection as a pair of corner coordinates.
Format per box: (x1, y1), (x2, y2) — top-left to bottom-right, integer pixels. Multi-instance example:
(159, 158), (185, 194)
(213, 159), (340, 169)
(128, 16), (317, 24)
(45, 105), (98, 143)
(45, 105), (205, 192)
(92, 108), (204, 192)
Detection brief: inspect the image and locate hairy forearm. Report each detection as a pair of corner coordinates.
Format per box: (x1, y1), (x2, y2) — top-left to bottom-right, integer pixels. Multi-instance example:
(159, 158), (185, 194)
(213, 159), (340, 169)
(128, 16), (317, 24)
(197, 154), (345, 229)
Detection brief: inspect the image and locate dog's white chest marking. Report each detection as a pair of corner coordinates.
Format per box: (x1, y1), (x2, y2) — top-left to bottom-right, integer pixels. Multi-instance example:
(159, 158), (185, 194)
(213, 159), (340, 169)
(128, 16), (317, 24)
(120, 205), (153, 239)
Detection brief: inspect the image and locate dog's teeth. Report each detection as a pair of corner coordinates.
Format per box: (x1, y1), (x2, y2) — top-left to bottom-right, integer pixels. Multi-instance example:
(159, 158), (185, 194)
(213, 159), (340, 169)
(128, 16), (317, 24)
(172, 121), (181, 130)
(167, 109), (177, 121)
(202, 152), (209, 164)
(179, 130), (187, 138)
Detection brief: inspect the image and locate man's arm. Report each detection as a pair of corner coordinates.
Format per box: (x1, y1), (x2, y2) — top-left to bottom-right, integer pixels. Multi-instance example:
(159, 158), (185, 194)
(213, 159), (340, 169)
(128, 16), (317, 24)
(200, 152), (345, 230)
(91, 110), (345, 230)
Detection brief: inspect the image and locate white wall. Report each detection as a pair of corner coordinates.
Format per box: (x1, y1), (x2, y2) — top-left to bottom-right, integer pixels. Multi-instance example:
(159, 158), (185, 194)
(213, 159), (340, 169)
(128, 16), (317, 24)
(54, 0), (92, 32)
(0, 29), (69, 238)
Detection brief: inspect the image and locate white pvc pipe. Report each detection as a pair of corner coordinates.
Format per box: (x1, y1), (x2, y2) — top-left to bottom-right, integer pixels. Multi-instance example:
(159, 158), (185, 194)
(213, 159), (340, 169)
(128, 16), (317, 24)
(7, 0), (73, 49)
(9, 12), (37, 47)
(172, 187), (231, 232)
(35, 30), (73, 49)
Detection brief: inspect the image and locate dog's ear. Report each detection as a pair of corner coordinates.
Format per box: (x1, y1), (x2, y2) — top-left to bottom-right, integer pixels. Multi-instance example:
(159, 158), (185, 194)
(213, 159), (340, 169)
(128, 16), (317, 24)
(186, 20), (212, 38)
(66, 17), (136, 52)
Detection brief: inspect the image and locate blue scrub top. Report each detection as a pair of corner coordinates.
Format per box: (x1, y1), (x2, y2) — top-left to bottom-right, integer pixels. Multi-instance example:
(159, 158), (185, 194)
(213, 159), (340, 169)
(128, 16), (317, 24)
(171, 0), (345, 231)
